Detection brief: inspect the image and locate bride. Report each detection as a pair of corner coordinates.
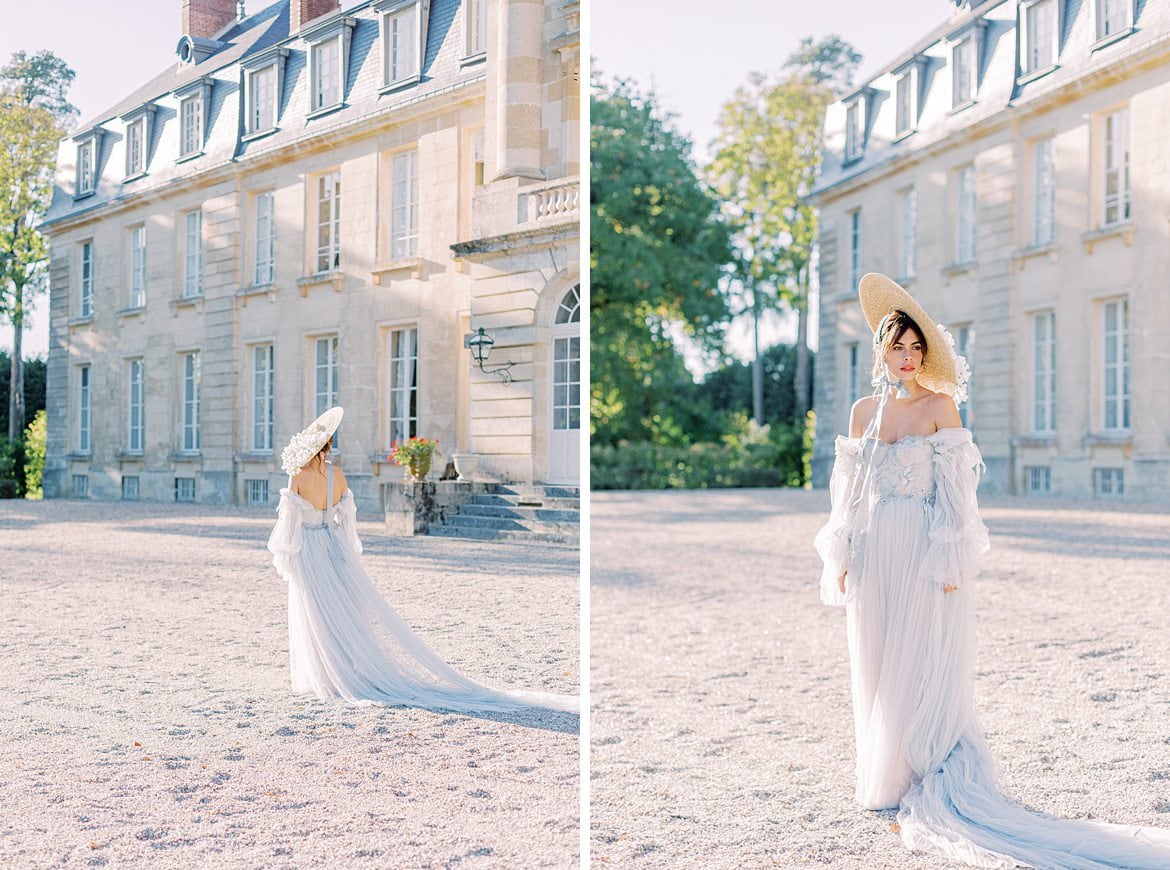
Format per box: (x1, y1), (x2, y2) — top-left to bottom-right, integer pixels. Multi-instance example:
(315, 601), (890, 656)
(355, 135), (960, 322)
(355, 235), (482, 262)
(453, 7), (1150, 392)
(814, 273), (1170, 867)
(267, 407), (577, 715)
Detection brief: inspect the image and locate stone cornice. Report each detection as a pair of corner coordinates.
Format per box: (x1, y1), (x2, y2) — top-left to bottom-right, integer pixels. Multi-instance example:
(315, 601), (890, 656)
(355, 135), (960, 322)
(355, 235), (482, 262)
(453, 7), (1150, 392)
(451, 223), (578, 261)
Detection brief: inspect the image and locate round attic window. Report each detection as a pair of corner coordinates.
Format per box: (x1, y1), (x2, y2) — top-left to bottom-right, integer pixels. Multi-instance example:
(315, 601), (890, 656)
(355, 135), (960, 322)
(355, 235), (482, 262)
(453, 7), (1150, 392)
(178, 37), (194, 64)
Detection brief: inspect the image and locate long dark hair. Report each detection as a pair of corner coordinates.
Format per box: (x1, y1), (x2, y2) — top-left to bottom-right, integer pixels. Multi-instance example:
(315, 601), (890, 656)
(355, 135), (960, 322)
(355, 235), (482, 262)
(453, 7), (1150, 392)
(872, 309), (929, 382)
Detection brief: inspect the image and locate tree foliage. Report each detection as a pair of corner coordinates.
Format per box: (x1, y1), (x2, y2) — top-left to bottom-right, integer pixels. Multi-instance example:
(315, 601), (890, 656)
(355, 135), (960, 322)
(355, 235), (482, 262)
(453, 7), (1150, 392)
(707, 36), (861, 423)
(590, 71), (734, 446)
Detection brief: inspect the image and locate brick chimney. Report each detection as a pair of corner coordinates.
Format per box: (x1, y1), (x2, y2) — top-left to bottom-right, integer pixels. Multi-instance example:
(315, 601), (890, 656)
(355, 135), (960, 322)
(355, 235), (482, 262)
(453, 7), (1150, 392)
(290, 0), (340, 33)
(181, 0), (238, 39)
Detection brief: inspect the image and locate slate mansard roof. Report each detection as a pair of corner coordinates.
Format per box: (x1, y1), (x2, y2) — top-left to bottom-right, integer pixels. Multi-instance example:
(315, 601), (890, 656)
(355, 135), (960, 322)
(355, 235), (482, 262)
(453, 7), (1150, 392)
(811, 0), (1170, 200)
(44, 0), (476, 229)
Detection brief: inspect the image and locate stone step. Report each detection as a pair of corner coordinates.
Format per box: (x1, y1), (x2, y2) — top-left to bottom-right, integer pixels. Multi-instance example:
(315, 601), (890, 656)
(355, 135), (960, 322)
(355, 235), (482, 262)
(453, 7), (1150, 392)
(493, 484), (581, 499)
(472, 494), (581, 510)
(425, 525), (579, 547)
(444, 514), (580, 535)
(458, 503), (580, 523)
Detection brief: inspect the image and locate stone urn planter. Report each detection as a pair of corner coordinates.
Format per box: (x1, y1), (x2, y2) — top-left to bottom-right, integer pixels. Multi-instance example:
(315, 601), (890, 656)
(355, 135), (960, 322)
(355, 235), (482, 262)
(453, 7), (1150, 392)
(405, 454), (432, 482)
(451, 452), (479, 481)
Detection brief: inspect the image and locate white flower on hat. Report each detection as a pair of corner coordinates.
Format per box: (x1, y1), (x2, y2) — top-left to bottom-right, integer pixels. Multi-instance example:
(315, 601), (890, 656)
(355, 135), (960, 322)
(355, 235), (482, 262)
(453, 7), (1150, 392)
(280, 407), (344, 475)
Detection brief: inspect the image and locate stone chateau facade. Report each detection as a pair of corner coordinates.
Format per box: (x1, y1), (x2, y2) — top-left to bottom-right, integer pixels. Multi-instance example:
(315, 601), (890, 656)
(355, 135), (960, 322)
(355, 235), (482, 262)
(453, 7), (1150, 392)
(42, 0), (581, 513)
(810, 0), (1170, 502)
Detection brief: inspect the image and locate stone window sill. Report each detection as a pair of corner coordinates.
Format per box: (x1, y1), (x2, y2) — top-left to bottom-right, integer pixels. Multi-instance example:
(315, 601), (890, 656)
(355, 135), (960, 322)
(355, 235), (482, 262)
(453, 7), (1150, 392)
(949, 98), (976, 115)
(235, 452), (276, 464)
(379, 75), (420, 96)
(1085, 432), (1131, 448)
(237, 284), (277, 307)
(176, 150), (204, 164)
(1081, 222), (1133, 253)
(296, 271), (344, 295)
(1017, 64), (1058, 86)
(73, 190), (96, 202)
(171, 295), (204, 315)
(66, 452), (92, 462)
(894, 275), (916, 288)
(67, 315), (93, 332)
(371, 257), (423, 284)
(122, 171), (148, 184)
(117, 305), (146, 320)
(242, 127), (277, 143)
(307, 103), (345, 121)
(1091, 28), (1134, 53)
(941, 260), (976, 278)
(892, 128), (916, 144)
(1013, 434), (1056, 448)
(169, 451), (203, 462)
(116, 450), (145, 461)
(460, 52), (486, 68)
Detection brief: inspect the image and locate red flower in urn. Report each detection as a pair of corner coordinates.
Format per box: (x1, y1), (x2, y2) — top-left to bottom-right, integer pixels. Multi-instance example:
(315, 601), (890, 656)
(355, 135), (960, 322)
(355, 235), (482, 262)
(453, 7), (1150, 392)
(388, 437), (440, 482)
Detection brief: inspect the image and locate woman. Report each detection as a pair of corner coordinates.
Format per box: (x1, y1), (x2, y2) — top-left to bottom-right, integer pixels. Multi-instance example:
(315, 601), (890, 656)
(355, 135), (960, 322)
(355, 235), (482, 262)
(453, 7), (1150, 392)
(814, 274), (1170, 867)
(267, 407), (577, 715)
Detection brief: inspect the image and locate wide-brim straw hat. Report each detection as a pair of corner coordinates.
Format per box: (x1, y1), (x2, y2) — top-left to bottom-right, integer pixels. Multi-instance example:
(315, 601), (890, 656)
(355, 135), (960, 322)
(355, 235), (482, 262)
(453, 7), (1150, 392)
(858, 273), (959, 398)
(280, 406), (344, 475)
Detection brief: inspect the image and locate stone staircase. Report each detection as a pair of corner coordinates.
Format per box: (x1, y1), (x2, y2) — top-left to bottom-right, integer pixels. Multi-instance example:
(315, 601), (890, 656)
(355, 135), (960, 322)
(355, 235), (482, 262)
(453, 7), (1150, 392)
(425, 484), (580, 546)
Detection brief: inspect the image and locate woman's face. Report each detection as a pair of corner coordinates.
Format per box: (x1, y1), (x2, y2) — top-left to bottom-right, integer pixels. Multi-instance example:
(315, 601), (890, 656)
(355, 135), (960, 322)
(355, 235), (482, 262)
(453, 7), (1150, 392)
(885, 327), (924, 382)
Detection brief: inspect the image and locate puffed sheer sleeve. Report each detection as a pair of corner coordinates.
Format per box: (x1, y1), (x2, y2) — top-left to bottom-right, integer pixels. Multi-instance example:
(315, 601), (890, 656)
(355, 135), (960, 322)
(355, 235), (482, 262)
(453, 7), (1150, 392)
(813, 435), (863, 606)
(267, 487), (304, 581)
(918, 427), (990, 591)
(336, 491), (363, 556)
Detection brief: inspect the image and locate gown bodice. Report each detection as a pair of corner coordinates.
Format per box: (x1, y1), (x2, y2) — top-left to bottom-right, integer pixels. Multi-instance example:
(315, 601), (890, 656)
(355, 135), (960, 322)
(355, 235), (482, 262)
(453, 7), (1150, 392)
(864, 436), (937, 500)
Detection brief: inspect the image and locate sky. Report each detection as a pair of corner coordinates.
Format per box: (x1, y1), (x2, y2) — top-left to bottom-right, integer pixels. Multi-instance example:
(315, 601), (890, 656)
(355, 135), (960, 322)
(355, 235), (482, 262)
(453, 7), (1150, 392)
(592, 0), (954, 366)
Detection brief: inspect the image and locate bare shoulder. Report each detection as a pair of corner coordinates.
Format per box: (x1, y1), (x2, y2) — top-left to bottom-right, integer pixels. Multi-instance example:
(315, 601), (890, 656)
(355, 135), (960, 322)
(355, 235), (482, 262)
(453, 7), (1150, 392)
(928, 391), (963, 429)
(848, 395), (879, 438)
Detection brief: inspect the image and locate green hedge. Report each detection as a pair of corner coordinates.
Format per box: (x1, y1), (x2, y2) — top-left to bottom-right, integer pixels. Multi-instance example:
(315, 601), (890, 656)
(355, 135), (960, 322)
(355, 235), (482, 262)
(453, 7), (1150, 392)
(592, 414), (813, 490)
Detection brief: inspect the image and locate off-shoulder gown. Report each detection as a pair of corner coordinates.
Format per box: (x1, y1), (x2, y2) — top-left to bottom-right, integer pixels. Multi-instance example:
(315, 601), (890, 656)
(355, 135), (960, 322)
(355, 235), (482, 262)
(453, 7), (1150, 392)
(266, 463), (577, 715)
(814, 428), (1170, 868)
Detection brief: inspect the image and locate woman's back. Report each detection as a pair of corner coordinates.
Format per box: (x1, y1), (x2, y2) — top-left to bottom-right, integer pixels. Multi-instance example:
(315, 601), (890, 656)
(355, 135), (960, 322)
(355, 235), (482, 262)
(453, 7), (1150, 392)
(292, 462), (347, 510)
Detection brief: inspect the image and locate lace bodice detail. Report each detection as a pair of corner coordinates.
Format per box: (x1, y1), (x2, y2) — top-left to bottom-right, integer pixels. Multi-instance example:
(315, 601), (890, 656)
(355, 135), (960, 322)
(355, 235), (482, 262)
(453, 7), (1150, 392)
(287, 490), (350, 528)
(866, 436), (937, 500)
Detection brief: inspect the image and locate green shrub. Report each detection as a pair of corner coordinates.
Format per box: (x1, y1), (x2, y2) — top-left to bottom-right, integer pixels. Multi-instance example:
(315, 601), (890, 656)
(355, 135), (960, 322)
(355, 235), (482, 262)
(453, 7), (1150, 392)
(0, 437), (20, 499)
(22, 410), (46, 499)
(591, 419), (811, 490)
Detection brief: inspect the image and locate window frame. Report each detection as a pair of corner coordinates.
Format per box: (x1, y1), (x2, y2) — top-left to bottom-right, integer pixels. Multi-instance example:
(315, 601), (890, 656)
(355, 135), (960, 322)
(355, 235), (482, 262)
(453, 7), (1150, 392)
(119, 103), (156, 181)
(390, 149), (420, 260)
(78, 365), (92, 455)
(385, 325), (419, 448)
(955, 164), (977, 264)
(844, 100), (862, 162)
(79, 240), (94, 318)
(240, 48), (289, 140)
(314, 336), (341, 449)
(1101, 298), (1129, 433)
(183, 208), (203, 299)
(376, 0), (430, 93)
(1030, 310), (1056, 434)
(1032, 136), (1056, 246)
(1019, 0), (1058, 77)
(314, 170), (342, 274)
(129, 223), (147, 309)
(181, 351), (201, 453)
(1101, 107), (1131, 227)
(252, 343), (275, 453)
(74, 133), (100, 198)
(253, 190), (276, 287)
(463, 0), (487, 60)
(847, 208), (862, 291)
(898, 186), (917, 280)
(1094, 0), (1134, 44)
(128, 358), (145, 454)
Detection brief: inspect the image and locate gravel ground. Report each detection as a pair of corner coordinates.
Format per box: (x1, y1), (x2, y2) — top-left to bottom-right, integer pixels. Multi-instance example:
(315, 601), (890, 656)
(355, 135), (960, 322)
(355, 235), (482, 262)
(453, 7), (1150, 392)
(590, 488), (1170, 868)
(0, 499), (579, 869)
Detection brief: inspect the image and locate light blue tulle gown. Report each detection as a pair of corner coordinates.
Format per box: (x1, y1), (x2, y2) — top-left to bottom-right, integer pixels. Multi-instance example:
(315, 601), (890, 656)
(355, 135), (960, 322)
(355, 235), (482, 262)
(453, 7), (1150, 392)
(815, 428), (1170, 868)
(267, 463), (578, 715)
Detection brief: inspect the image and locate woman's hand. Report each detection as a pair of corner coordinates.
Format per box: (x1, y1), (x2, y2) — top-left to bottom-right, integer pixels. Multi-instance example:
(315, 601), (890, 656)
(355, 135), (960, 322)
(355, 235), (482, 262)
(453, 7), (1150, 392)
(838, 572), (847, 594)
(943, 584), (958, 594)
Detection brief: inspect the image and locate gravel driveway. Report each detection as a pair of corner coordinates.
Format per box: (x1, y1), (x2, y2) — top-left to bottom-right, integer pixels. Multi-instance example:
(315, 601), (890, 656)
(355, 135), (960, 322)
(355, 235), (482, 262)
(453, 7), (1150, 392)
(0, 499), (579, 869)
(590, 488), (1170, 868)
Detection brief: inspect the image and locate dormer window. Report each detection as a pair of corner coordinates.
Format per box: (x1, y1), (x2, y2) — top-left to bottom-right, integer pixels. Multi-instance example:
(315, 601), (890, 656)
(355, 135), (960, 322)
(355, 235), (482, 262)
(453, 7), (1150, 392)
(845, 101), (861, 161)
(1094, 0), (1133, 44)
(241, 48), (289, 140)
(948, 19), (986, 109)
(303, 16), (356, 117)
(376, 0), (430, 92)
(464, 0), (486, 59)
(120, 104), (156, 181)
(893, 59), (924, 138)
(72, 127), (104, 199)
(174, 77), (213, 160)
(1020, 0), (1058, 77)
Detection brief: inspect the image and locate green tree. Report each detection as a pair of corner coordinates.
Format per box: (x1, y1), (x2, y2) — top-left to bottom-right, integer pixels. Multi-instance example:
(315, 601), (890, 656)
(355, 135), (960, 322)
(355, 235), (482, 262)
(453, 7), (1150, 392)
(707, 36), (860, 424)
(0, 350), (45, 435)
(22, 408), (45, 498)
(590, 71), (733, 446)
(0, 50), (77, 449)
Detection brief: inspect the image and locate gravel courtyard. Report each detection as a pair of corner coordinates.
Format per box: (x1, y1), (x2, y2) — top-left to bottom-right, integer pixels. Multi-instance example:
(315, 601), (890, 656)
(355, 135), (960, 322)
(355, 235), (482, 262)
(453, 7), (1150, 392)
(590, 488), (1170, 868)
(0, 499), (579, 869)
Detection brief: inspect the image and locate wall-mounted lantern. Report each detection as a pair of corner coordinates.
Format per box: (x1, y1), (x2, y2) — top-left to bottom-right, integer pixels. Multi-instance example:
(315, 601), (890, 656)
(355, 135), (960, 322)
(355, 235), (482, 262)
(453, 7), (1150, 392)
(466, 327), (517, 384)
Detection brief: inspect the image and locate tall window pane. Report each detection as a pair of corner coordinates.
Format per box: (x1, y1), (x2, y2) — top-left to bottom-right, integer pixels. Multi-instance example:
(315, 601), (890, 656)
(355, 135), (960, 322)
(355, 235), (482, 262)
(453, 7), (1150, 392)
(181, 95), (202, 156)
(845, 102), (860, 160)
(1032, 312), (1056, 433)
(468, 0), (486, 55)
(899, 187), (917, 279)
(391, 151), (419, 259)
(184, 209), (202, 298)
(387, 327), (418, 445)
(183, 352), (201, 452)
(1098, 0), (1129, 38)
(316, 172), (341, 273)
(126, 119), (144, 176)
(953, 37), (975, 106)
(1025, 0), (1054, 73)
(956, 166), (976, 263)
(253, 344), (275, 452)
(849, 209), (862, 290)
(79, 366), (91, 454)
(1033, 137), (1055, 245)
(128, 359), (145, 452)
(80, 241), (93, 318)
(314, 37), (341, 110)
(316, 337), (340, 448)
(78, 141), (94, 194)
(250, 66), (275, 133)
(1103, 109), (1130, 226)
(255, 191), (275, 286)
(388, 6), (418, 83)
(1103, 300), (1129, 430)
(895, 74), (911, 134)
(130, 225), (146, 308)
